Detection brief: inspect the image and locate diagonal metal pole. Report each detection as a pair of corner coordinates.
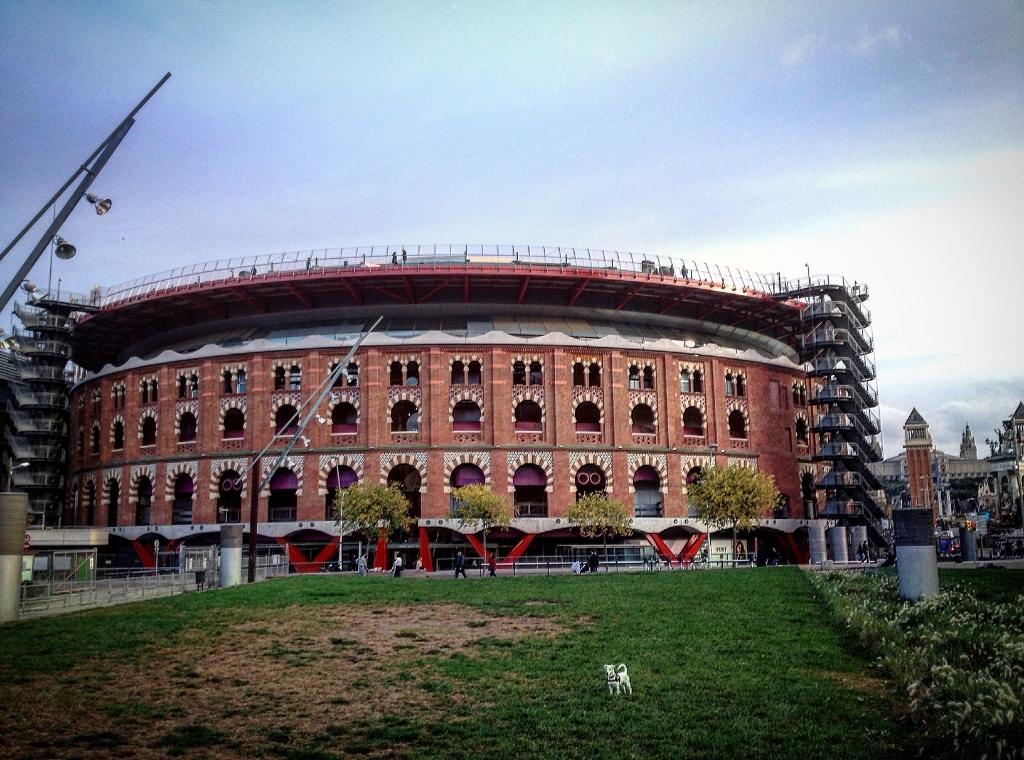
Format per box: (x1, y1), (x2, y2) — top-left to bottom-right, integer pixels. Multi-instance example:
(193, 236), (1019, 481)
(246, 316), (382, 582)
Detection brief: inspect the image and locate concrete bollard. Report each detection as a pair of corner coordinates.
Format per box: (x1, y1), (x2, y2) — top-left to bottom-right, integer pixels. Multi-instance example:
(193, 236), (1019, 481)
(959, 527), (977, 563)
(893, 509), (939, 601)
(0, 493), (29, 624)
(808, 521), (827, 565)
(220, 524), (243, 588)
(828, 525), (849, 563)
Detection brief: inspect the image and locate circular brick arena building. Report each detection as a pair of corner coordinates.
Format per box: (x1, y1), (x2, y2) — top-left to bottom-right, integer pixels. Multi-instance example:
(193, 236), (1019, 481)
(65, 245), (853, 571)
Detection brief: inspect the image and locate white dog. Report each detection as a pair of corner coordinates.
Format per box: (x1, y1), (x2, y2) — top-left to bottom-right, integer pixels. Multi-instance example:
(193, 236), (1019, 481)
(604, 663), (632, 695)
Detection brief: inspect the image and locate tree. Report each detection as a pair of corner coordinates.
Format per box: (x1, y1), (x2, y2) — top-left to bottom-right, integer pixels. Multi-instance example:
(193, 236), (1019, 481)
(686, 465), (779, 559)
(566, 493), (632, 562)
(333, 482), (412, 564)
(451, 484), (514, 563)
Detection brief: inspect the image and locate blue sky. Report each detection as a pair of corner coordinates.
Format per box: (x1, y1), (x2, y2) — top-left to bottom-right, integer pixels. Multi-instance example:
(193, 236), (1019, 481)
(1, 0), (1021, 455)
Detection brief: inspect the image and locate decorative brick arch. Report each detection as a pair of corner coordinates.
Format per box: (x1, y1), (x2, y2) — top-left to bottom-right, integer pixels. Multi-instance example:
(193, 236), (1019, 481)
(680, 453), (715, 493)
(101, 468), (122, 504)
(442, 451), (492, 493)
(628, 391), (659, 420)
(511, 388), (546, 424)
(164, 460), (199, 501)
(176, 400), (199, 426)
(572, 390), (605, 422)
(137, 408), (158, 438)
(447, 353), (484, 371)
(270, 393), (302, 420)
(510, 353), (544, 368)
(505, 451), (554, 493)
(218, 397), (247, 432)
(567, 451), (613, 493)
(725, 399), (750, 425)
(387, 390), (421, 415)
(379, 452), (428, 492)
(108, 414), (125, 444)
(91, 388), (101, 404)
(270, 358), (303, 374)
(208, 458), (249, 500)
(727, 455), (759, 470)
(318, 453), (365, 496)
(626, 453), (669, 494)
(129, 464), (157, 503)
(327, 389), (360, 412)
(260, 456), (304, 496)
(448, 387), (485, 422)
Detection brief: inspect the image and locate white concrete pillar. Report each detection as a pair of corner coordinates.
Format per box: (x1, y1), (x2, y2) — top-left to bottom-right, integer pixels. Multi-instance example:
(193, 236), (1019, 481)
(220, 524), (243, 588)
(0, 493), (29, 624)
(808, 521), (827, 565)
(893, 509), (939, 601)
(828, 525), (849, 563)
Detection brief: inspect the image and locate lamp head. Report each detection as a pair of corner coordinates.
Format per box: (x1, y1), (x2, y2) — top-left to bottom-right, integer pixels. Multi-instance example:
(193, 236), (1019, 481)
(21, 281), (37, 293)
(54, 237), (77, 260)
(85, 193), (112, 216)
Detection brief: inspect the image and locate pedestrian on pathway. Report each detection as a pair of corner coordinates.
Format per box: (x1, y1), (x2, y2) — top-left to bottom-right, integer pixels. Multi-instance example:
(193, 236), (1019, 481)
(487, 554), (497, 577)
(391, 553), (403, 577)
(454, 550), (467, 578)
(588, 550), (599, 574)
(356, 554), (367, 576)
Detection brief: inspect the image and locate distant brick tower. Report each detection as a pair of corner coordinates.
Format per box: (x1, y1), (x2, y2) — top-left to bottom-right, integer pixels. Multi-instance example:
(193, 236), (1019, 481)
(959, 424), (977, 460)
(904, 408), (936, 523)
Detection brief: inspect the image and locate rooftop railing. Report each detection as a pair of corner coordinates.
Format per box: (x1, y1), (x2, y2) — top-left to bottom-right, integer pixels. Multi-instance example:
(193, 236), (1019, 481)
(88, 245), (864, 310)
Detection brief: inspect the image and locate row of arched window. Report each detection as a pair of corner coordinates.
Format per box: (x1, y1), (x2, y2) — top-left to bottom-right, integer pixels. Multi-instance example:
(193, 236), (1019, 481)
(77, 460), (686, 528)
(83, 398), (757, 454)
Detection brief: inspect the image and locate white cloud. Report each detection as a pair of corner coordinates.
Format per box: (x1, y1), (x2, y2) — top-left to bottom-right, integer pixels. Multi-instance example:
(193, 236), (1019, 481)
(854, 26), (901, 55)
(781, 35), (822, 67)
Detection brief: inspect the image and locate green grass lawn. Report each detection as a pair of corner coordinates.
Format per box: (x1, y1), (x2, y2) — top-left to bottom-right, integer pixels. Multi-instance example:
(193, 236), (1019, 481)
(0, 569), (915, 759)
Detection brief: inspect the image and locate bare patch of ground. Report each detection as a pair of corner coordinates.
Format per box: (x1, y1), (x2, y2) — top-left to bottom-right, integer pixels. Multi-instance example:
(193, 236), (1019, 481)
(0, 603), (566, 759)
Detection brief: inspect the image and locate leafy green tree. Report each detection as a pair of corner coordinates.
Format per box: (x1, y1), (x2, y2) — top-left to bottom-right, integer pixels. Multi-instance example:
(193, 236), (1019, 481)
(333, 483), (412, 562)
(451, 484), (514, 562)
(566, 493), (632, 562)
(687, 465), (779, 558)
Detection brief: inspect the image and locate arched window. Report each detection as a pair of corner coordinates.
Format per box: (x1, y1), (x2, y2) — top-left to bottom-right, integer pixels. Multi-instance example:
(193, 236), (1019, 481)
(631, 404), (655, 435)
(112, 420), (125, 450)
(575, 464), (606, 499)
(573, 362), (585, 387)
(288, 364), (301, 391)
(274, 366), (287, 391)
(178, 412), (197, 443)
(633, 466), (662, 517)
(391, 400), (420, 432)
(628, 365), (640, 389)
(77, 428), (84, 455)
(642, 366), (655, 390)
(346, 362), (359, 387)
(512, 361), (526, 386)
(735, 375), (745, 397)
(91, 425), (100, 454)
(514, 400), (542, 432)
(331, 402), (357, 434)
(275, 405), (298, 436)
(451, 360), (466, 385)
(725, 373), (736, 396)
(106, 479), (119, 527)
(792, 385), (800, 406)
(223, 370), (233, 394)
(172, 474), (194, 525)
(680, 369), (692, 393)
(575, 402), (601, 433)
(452, 400), (482, 431)
(795, 418), (808, 445)
(406, 361), (419, 386)
(387, 464), (420, 519)
(389, 361), (403, 386)
(467, 361), (482, 385)
(682, 407), (704, 436)
(135, 476), (152, 525)
(218, 470), (242, 523)
(450, 463), (485, 489)
(189, 373), (199, 398)
(513, 464), (547, 517)
(268, 468), (297, 522)
(223, 408), (245, 439)
(692, 370), (703, 393)
(325, 465), (358, 519)
(141, 382), (149, 404)
(529, 361), (543, 386)
(728, 410), (747, 439)
(588, 363), (601, 387)
(178, 375), (188, 398)
(141, 417), (157, 446)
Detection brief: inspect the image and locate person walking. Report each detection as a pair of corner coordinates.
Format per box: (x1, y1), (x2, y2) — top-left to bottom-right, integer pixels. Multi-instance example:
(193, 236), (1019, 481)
(454, 550), (467, 578)
(588, 550), (599, 574)
(391, 553), (404, 577)
(356, 553), (367, 576)
(487, 553), (497, 577)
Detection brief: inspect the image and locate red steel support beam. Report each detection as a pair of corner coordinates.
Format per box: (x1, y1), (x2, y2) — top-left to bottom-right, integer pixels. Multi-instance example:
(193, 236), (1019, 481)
(463, 532), (488, 560)
(679, 532), (707, 564)
(275, 537), (313, 573)
(517, 276), (531, 303)
(132, 539), (155, 569)
(645, 532), (677, 564)
(284, 283), (314, 309)
(503, 533), (535, 566)
(374, 532), (389, 571)
(418, 527), (434, 572)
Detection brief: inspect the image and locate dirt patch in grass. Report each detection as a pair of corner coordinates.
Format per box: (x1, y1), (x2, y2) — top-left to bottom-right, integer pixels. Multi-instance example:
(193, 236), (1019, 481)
(0, 603), (564, 759)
